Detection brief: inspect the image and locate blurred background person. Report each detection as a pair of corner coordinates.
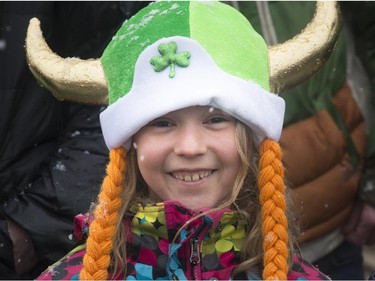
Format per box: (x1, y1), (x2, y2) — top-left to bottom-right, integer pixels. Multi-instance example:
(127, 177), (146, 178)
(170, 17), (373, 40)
(233, 1), (375, 279)
(0, 2), (146, 279)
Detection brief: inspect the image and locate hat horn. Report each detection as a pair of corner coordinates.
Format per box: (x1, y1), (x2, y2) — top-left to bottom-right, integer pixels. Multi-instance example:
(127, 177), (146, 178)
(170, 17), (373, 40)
(268, 1), (341, 93)
(26, 2), (340, 103)
(25, 18), (108, 105)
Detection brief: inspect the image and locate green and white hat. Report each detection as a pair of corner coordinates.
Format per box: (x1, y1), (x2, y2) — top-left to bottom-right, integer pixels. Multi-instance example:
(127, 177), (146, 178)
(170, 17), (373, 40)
(99, 1), (285, 149)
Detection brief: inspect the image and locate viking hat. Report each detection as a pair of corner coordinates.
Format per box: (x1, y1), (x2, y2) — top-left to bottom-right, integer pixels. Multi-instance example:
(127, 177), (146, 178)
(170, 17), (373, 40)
(100, 1), (282, 149)
(25, 1), (341, 280)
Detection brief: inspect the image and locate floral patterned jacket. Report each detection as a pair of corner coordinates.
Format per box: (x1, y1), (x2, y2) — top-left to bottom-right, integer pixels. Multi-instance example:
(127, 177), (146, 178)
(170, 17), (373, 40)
(37, 201), (331, 280)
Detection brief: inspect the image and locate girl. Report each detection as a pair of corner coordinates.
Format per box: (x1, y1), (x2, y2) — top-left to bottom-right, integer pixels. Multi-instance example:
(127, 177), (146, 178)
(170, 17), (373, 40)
(27, 1), (339, 280)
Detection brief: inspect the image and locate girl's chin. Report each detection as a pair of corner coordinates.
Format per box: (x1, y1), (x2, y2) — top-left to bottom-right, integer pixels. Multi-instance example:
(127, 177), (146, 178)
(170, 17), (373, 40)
(149, 193), (222, 210)
(174, 198), (216, 211)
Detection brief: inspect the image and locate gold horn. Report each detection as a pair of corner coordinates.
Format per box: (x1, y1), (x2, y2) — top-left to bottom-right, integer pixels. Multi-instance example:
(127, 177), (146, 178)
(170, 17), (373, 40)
(25, 18), (108, 105)
(268, 1), (341, 93)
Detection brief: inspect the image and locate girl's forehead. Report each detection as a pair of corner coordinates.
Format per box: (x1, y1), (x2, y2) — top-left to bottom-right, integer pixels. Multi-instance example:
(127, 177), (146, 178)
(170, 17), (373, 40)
(161, 106), (229, 117)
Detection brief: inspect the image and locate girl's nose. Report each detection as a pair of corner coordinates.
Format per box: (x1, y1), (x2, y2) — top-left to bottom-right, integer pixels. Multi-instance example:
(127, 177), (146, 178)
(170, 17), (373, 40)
(174, 125), (207, 157)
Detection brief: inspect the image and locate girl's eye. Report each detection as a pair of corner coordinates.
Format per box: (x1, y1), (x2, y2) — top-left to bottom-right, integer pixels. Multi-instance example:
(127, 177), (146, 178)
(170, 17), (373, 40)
(209, 117), (226, 124)
(149, 119), (173, 127)
(205, 112), (236, 126)
(207, 115), (234, 124)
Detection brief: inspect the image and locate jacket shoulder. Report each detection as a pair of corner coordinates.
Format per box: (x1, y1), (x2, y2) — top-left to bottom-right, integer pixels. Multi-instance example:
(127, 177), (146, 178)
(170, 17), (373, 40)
(288, 254), (331, 280)
(36, 244), (86, 280)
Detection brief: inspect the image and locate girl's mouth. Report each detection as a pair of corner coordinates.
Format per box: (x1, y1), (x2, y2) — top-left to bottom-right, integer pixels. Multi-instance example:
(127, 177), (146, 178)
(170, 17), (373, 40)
(170, 170), (213, 182)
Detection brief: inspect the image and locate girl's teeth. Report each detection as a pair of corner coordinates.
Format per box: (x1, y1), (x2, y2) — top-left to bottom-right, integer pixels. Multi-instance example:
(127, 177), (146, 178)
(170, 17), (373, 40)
(173, 171), (212, 182)
(184, 175), (192, 182)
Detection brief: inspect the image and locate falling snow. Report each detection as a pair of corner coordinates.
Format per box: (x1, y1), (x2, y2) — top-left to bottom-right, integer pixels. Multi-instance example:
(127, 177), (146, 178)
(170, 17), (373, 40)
(95, 201), (108, 219)
(130, 35), (140, 43)
(139, 15), (154, 27)
(170, 3), (179, 10)
(149, 9), (160, 15)
(71, 130), (81, 137)
(89, 201), (96, 212)
(133, 142), (138, 149)
(121, 19), (129, 27)
(47, 264), (60, 277)
(53, 161), (67, 172)
(364, 182), (375, 192)
(127, 23), (137, 32)
(264, 233), (274, 243)
(0, 39), (6, 50)
(139, 155), (145, 161)
(160, 3), (180, 15)
(68, 234), (73, 240)
(140, 39), (151, 48)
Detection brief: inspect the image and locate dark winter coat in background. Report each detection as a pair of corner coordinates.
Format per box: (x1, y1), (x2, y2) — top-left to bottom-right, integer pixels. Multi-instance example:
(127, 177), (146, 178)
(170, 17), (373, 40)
(0, 2), (147, 279)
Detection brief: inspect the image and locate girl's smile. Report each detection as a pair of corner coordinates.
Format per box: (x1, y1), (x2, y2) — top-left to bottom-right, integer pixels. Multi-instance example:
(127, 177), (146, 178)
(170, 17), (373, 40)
(170, 170), (213, 182)
(133, 106), (241, 210)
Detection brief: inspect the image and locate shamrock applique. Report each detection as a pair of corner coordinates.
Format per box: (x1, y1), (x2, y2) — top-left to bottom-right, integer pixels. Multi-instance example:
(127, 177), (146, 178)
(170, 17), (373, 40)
(150, 41), (191, 78)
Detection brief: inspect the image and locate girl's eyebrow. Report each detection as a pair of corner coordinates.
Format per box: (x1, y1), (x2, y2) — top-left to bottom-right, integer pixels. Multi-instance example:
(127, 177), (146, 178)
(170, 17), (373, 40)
(207, 108), (233, 117)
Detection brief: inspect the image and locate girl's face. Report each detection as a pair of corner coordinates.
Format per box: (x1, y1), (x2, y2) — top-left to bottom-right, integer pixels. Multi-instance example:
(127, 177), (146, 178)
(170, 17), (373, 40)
(133, 106), (241, 210)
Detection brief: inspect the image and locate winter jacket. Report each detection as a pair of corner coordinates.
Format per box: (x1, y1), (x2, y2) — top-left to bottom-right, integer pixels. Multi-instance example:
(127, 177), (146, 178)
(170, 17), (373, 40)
(37, 201), (331, 280)
(0, 2), (147, 278)
(236, 1), (375, 246)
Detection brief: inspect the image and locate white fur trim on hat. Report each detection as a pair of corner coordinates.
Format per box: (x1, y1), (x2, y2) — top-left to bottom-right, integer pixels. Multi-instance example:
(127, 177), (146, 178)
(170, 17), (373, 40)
(100, 36), (285, 149)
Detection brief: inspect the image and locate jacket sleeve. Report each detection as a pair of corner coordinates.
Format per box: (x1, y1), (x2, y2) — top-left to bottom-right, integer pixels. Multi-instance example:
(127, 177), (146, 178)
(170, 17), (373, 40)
(1, 103), (109, 275)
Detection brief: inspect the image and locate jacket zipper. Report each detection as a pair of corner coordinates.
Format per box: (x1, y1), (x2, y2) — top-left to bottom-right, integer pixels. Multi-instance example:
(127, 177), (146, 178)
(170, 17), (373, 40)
(189, 238), (201, 280)
(189, 224), (209, 280)
(190, 238), (200, 265)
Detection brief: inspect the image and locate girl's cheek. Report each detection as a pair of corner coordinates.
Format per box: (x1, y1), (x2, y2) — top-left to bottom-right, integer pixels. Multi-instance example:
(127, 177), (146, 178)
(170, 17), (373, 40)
(132, 142), (145, 162)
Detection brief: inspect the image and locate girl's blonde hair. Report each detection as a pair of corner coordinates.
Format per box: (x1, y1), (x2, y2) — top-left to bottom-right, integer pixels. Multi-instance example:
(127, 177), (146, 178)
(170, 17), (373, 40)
(81, 121), (297, 280)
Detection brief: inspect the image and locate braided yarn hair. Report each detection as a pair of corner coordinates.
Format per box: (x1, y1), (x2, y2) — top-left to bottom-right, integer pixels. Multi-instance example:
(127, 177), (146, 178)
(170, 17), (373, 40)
(258, 138), (288, 280)
(80, 147), (126, 280)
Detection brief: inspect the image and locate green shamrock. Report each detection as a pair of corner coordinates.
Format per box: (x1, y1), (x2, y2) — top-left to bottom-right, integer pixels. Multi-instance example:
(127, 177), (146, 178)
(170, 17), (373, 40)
(150, 41), (191, 78)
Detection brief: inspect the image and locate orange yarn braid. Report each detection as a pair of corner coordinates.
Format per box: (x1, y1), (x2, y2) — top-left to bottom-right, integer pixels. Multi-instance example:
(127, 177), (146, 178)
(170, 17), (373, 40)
(80, 147), (126, 280)
(258, 138), (288, 280)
